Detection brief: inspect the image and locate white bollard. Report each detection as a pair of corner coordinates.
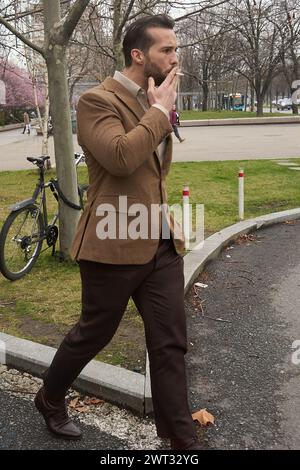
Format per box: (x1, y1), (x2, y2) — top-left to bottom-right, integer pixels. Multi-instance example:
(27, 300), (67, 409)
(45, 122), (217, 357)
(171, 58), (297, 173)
(183, 184), (190, 248)
(239, 169), (244, 220)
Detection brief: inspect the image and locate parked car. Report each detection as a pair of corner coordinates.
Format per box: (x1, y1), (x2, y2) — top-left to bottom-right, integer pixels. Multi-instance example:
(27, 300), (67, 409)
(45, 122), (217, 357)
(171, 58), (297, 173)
(276, 98), (292, 110)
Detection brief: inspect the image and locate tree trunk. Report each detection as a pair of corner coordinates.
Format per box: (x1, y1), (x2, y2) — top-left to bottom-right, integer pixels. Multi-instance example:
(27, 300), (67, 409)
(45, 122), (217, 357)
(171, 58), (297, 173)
(256, 95), (264, 117)
(250, 85), (255, 112)
(44, 0), (80, 259)
(202, 82), (208, 111)
(42, 80), (51, 168)
(114, 39), (124, 70)
(244, 80), (249, 111)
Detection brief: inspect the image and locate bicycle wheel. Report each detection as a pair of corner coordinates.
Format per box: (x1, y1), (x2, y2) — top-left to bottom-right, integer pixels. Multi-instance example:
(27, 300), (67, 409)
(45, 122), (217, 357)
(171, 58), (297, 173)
(0, 205), (44, 281)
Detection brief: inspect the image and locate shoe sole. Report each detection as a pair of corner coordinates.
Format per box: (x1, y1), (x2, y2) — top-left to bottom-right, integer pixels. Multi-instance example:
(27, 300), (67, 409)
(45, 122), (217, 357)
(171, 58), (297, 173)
(46, 426), (82, 440)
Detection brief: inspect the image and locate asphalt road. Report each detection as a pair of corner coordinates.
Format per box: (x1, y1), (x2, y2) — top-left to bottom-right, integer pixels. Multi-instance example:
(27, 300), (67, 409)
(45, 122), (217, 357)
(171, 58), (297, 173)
(185, 220), (300, 450)
(0, 123), (299, 171)
(0, 389), (126, 450)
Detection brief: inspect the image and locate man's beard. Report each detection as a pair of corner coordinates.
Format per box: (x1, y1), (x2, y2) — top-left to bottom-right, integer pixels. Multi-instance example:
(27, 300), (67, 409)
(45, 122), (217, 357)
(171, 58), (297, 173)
(144, 58), (168, 86)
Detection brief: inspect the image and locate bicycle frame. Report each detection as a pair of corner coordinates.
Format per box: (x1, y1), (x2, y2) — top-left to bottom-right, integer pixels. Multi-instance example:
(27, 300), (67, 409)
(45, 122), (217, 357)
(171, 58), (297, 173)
(9, 152), (85, 229)
(0, 153), (86, 280)
(9, 164), (58, 238)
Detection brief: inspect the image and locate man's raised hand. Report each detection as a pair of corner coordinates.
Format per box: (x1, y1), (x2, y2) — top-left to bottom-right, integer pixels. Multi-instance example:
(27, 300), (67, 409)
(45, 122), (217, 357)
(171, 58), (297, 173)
(147, 67), (178, 112)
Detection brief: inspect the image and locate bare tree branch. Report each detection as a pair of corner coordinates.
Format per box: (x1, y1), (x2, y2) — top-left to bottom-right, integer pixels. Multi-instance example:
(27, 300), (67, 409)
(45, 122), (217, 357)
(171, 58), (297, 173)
(0, 14), (45, 56)
(174, 0), (230, 22)
(118, 0), (135, 36)
(61, 0), (91, 43)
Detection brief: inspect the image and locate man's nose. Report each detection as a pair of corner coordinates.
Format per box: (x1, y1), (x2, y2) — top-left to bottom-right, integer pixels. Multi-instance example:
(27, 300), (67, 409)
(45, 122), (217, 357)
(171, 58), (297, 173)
(171, 51), (179, 66)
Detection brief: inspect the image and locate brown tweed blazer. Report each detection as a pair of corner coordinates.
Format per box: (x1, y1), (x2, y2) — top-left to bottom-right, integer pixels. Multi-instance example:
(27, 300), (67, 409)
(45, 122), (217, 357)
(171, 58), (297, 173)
(70, 77), (185, 264)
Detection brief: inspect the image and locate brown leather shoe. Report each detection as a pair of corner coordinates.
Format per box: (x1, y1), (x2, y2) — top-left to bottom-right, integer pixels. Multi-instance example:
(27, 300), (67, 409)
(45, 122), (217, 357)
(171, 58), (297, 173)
(170, 437), (204, 450)
(34, 387), (82, 440)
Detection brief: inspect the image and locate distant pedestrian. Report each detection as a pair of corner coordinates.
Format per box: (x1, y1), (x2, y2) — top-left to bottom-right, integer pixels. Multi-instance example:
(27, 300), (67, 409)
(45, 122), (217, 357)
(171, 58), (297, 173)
(22, 111), (30, 135)
(169, 104), (185, 142)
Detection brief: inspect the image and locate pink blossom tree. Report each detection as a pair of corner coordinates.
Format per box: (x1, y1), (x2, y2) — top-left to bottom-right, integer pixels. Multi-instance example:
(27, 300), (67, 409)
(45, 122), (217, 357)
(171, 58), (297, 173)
(0, 59), (44, 108)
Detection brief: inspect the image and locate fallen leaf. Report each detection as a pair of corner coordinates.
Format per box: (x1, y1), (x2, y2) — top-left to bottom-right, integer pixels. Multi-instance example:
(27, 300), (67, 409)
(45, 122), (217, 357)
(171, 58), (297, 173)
(69, 397), (80, 408)
(192, 409), (215, 426)
(285, 220), (296, 225)
(75, 406), (90, 413)
(84, 397), (105, 406)
(236, 233), (256, 245)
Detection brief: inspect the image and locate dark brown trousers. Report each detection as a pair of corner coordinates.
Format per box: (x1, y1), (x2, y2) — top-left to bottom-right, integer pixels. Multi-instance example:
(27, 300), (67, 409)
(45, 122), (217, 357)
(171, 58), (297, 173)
(43, 238), (196, 440)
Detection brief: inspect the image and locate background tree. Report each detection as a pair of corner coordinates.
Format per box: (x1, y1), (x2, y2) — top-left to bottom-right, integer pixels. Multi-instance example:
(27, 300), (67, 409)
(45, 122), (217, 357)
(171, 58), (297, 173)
(0, 0), (90, 258)
(276, 0), (300, 114)
(228, 0), (284, 116)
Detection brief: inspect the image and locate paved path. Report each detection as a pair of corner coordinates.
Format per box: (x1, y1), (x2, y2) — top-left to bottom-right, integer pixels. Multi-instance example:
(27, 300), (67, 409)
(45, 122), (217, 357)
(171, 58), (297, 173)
(0, 123), (299, 171)
(172, 123), (300, 162)
(0, 130), (82, 171)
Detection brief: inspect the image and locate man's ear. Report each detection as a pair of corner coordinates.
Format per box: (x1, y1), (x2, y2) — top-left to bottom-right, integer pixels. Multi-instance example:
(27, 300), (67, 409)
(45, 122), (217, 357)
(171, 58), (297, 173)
(131, 49), (145, 65)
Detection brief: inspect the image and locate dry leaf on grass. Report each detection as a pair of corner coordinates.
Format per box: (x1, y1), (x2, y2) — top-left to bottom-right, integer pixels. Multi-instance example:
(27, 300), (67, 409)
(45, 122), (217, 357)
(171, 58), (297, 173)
(192, 409), (215, 426)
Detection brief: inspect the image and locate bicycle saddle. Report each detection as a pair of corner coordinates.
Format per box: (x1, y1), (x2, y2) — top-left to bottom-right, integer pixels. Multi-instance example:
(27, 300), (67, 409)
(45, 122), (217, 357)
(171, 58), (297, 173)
(27, 156), (50, 165)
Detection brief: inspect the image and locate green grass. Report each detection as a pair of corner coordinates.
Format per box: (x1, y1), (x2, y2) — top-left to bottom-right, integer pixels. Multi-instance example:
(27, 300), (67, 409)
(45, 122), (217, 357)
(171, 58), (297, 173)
(180, 110), (285, 120)
(0, 159), (299, 369)
(167, 159), (300, 234)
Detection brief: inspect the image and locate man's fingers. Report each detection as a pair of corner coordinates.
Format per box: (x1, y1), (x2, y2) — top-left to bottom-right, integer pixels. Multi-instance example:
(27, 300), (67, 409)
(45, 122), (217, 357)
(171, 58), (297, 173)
(163, 66), (179, 86)
(171, 74), (178, 90)
(148, 76), (155, 90)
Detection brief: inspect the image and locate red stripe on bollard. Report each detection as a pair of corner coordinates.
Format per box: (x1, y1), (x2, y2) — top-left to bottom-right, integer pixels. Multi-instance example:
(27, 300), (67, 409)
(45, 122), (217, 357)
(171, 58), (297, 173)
(183, 185), (189, 196)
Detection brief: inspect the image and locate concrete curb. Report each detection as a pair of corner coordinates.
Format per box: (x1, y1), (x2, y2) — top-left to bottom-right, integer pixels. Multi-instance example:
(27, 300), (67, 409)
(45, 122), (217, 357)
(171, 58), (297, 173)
(183, 206), (300, 293)
(0, 123), (23, 132)
(181, 116), (300, 127)
(1, 207), (300, 415)
(0, 332), (144, 414)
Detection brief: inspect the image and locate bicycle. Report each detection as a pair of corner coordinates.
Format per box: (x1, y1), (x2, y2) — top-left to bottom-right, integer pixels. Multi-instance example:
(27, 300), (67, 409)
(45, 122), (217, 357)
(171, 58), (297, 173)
(0, 153), (87, 281)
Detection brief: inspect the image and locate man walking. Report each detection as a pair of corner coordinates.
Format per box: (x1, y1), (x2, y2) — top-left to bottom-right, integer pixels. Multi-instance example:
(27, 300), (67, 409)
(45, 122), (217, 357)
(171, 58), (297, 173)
(34, 14), (202, 451)
(169, 104), (185, 142)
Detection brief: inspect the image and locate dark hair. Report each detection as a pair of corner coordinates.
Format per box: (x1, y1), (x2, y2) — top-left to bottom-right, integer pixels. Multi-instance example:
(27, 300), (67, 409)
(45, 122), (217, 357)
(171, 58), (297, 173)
(122, 14), (175, 67)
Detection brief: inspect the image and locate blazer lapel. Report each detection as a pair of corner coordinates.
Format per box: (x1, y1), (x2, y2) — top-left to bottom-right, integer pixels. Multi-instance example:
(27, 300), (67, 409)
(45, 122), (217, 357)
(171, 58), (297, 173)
(102, 77), (145, 122)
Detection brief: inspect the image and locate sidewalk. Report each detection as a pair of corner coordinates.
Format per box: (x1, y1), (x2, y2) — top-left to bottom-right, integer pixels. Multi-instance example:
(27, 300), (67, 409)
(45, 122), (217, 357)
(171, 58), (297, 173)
(1, 209), (300, 448)
(1, 115), (300, 134)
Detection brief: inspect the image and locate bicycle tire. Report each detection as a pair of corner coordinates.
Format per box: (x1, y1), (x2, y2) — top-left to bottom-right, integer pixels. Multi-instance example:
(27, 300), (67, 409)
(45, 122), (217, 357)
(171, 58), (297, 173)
(0, 205), (44, 281)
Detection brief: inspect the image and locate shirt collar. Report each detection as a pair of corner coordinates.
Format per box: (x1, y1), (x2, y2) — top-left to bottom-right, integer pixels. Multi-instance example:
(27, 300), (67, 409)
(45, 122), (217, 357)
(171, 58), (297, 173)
(113, 71), (144, 99)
